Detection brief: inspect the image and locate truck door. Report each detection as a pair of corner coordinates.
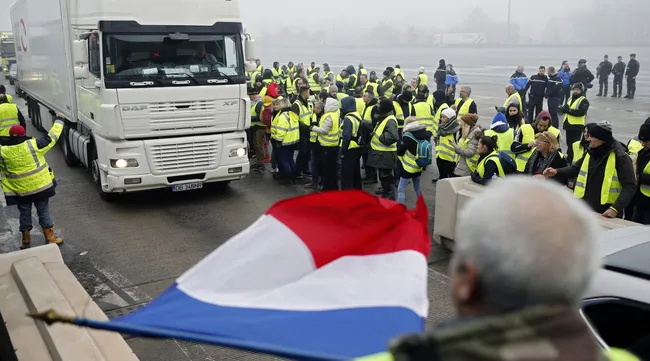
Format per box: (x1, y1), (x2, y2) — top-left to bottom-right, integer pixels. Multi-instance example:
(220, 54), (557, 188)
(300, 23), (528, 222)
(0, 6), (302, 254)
(77, 32), (101, 128)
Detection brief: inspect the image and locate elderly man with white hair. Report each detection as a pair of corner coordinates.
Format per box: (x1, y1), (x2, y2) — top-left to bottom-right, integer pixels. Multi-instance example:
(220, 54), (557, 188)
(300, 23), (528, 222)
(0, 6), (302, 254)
(381, 177), (641, 361)
(500, 83), (522, 113)
(453, 85), (477, 119)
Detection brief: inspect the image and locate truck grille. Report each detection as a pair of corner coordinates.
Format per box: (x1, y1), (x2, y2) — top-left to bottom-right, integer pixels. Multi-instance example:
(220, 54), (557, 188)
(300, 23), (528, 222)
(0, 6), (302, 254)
(149, 140), (219, 173)
(149, 100), (217, 131)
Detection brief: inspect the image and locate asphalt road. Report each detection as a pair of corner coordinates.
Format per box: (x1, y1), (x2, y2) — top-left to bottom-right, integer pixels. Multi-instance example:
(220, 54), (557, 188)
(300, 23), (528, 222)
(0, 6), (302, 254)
(0, 52), (648, 360)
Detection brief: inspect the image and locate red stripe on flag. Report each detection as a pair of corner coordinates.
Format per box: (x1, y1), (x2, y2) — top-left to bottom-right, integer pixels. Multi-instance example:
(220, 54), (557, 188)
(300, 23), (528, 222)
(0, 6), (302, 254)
(266, 191), (430, 268)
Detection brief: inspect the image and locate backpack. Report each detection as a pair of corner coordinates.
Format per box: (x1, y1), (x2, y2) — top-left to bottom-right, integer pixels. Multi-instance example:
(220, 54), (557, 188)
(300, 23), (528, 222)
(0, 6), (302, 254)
(498, 151), (517, 175)
(404, 133), (433, 168)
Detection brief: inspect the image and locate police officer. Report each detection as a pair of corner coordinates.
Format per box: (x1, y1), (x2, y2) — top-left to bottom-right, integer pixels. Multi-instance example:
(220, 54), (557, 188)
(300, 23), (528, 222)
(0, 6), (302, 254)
(570, 59), (595, 95)
(525, 66), (548, 122)
(596, 55), (612, 97)
(0, 116), (65, 249)
(545, 67), (563, 129)
(611, 56), (626, 98)
(625, 53), (640, 99)
(0, 94), (25, 136)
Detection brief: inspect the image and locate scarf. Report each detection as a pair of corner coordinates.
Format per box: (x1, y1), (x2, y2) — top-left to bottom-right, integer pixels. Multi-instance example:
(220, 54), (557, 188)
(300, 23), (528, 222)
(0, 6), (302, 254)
(525, 149), (559, 175)
(438, 117), (460, 137)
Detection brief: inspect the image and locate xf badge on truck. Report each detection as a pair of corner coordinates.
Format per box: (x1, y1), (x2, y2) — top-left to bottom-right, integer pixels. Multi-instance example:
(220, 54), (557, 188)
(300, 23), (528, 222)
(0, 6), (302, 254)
(222, 100), (238, 107)
(122, 105), (148, 111)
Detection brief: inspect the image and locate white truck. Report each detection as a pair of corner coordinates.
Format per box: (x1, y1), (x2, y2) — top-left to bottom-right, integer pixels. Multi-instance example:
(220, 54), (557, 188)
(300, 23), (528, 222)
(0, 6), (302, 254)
(10, 0), (257, 201)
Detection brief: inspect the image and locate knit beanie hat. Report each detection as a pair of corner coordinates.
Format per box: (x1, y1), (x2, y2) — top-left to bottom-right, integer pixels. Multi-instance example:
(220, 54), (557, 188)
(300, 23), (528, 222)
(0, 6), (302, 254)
(9, 125), (25, 137)
(461, 113), (479, 127)
(590, 120), (613, 142)
(639, 124), (650, 142)
(377, 98), (394, 115)
(644, 117), (650, 125)
(572, 82), (584, 91)
(491, 112), (507, 128)
(400, 90), (413, 102)
(441, 108), (456, 119)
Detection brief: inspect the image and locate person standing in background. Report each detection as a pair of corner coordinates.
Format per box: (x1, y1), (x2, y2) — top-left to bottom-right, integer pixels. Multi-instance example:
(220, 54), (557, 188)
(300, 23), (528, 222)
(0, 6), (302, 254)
(570, 59), (595, 95)
(625, 53), (640, 99)
(596, 55), (612, 97)
(525, 66), (548, 122)
(546, 67), (563, 129)
(509, 65), (528, 111)
(434, 59), (447, 91)
(560, 83), (590, 163)
(445, 64), (458, 104)
(611, 56), (626, 98)
(416, 67), (428, 88)
(558, 61), (572, 104)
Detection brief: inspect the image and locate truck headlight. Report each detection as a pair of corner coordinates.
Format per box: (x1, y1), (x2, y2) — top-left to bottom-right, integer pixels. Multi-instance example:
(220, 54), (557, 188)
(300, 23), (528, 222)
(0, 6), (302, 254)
(111, 158), (139, 168)
(229, 148), (247, 157)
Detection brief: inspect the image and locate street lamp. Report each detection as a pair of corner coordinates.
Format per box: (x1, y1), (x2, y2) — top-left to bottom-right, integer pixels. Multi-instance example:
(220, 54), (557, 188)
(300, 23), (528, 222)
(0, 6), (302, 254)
(507, 0), (512, 41)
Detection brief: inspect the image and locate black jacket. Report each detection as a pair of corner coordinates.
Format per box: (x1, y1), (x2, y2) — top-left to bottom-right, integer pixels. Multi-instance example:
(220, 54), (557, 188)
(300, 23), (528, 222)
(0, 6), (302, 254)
(556, 141), (636, 215)
(634, 148), (650, 209)
(525, 74), (548, 97)
(597, 60), (613, 78)
(570, 66), (595, 87)
(434, 68), (446, 85)
(545, 74), (563, 99)
(612, 62), (626, 78)
(562, 94), (590, 132)
(626, 59), (640, 78)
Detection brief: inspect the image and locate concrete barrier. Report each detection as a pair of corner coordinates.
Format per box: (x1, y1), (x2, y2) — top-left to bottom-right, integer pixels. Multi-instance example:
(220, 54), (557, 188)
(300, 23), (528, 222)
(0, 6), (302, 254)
(0, 245), (139, 361)
(434, 177), (640, 250)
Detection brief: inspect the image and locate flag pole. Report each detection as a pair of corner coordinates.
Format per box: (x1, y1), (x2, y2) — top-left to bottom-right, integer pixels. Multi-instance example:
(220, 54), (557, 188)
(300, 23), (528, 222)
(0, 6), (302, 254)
(29, 310), (349, 361)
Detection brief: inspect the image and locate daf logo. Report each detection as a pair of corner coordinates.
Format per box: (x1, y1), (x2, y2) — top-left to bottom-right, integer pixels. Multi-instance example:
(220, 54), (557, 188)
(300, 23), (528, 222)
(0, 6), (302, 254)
(122, 105), (147, 111)
(222, 101), (238, 107)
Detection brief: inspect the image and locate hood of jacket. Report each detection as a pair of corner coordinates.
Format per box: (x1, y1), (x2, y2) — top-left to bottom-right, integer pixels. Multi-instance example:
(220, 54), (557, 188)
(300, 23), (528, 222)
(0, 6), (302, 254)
(346, 65), (356, 75)
(405, 127), (432, 141)
(0, 135), (29, 146)
(262, 69), (273, 79)
(340, 96), (356, 115)
(324, 98), (339, 113)
(535, 110), (552, 122)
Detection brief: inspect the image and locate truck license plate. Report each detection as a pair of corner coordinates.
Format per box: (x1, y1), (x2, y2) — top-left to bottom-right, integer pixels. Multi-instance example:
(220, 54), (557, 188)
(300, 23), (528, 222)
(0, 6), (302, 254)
(172, 182), (203, 192)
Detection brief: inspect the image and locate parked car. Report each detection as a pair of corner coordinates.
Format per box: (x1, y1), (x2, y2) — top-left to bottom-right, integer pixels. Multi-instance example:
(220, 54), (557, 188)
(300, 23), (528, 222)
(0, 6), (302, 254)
(8, 63), (17, 85)
(582, 226), (650, 359)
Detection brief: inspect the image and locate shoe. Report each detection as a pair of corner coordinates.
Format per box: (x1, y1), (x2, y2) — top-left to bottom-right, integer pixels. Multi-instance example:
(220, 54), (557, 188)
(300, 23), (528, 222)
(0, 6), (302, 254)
(611, 94), (617, 97)
(596, 93), (602, 97)
(271, 167), (279, 173)
(43, 227), (63, 245)
(375, 187), (384, 195)
(363, 179), (378, 185)
(305, 183), (318, 189)
(20, 231), (31, 250)
(624, 95), (630, 99)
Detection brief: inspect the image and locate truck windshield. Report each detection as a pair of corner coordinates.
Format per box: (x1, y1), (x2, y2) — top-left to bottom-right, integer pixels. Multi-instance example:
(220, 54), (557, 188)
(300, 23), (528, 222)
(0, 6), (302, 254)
(1, 42), (16, 58)
(103, 33), (245, 86)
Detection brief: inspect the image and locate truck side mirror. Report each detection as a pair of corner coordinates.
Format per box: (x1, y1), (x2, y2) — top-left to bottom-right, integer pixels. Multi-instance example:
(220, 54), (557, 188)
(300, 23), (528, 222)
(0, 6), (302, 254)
(245, 38), (256, 63)
(74, 65), (89, 79)
(72, 40), (88, 64)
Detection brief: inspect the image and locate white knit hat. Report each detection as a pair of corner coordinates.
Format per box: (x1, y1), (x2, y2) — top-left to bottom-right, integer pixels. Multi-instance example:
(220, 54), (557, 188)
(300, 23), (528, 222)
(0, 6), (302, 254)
(441, 108), (456, 119)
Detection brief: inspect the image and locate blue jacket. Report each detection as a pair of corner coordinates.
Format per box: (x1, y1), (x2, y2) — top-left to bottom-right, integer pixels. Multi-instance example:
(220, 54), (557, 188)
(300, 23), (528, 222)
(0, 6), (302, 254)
(558, 68), (571, 87)
(446, 72), (458, 86)
(509, 71), (528, 91)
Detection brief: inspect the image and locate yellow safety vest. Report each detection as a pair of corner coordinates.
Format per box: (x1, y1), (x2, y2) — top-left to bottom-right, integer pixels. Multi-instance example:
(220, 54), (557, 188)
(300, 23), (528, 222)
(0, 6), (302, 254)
(640, 160), (650, 198)
(515, 124), (536, 172)
(250, 100), (264, 128)
(271, 68), (283, 83)
(355, 98), (366, 116)
(359, 68), (368, 76)
(259, 86), (268, 98)
(371, 115), (398, 152)
(336, 74), (345, 85)
(318, 110), (340, 147)
(437, 134), (457, 163)
(459, 138), (480, 172)
(337, 93), (350, 108)
(293, 100), (313, 128)
(382, 79), (394, 99)
(355, 348), (640, 361)
(285, 77), (296, 95)
(341, 113), (361, 150)
(413, 101), (435, 135)
(309, 113), (319, 143)
(362, 104), (375, 122)
(286, 66), (295, 76)
(454, 98), (475, 118)
(393, 101), (413, 130)
(346, 75), (359, 91)
(485, 128), (515, 159)
(417, 73), (428, 86)
(504, 92), (523, 112)
(548, 126), (560, 139)
(628, 138), (643, 155)
(426, 95), (434, 110)
(477, 151), (504, 178)
(0, 103), (20, 136)
(323, 71), (334, 82)
(432, 103), (449, 139)
(364, 82), (379, 97)
(2, 94), (12, 103)
(0, 120), (63, 197)
(309, 73), (321, 92)
(572, 141), (585, 164)
(565, 96), (586, 126)
(575, 152), (621, 205)
(399, 147), (422, 174)
(272, 112), (299, 146)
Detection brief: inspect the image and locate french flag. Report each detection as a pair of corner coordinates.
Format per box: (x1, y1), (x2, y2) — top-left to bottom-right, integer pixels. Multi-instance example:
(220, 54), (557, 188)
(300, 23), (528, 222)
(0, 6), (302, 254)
(74, 191), (431, 360)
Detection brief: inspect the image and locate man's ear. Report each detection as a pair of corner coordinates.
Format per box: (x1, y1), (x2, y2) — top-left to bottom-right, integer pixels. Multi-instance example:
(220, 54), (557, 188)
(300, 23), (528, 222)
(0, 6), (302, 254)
(452, 261), (479, 305)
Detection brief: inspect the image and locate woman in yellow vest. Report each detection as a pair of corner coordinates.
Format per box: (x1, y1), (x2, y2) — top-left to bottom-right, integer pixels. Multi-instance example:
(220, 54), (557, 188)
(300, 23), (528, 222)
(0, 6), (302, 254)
(451, 114), (481, 176)
(511, 110), (559, 173)
(0, 117), (65, 249)
(311, 98), (341, 191)
(522, 131), (567, 183)
(470, 135), (505, 185)
(271, 98), (299, 182)
(396, 117), (432, 204)
(435, 108), (459, 180)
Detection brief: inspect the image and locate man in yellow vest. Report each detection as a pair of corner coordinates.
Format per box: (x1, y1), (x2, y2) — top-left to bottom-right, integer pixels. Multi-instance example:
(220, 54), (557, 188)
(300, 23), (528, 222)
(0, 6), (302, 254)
(629, 121), (650, 224)
(560, 82), (590, 163)
(545, 121), (636, 218)
(311, 98), (340, 191)
(394, 90), (414, 137)
(340, 97), (365, 190)
(308, 66), (321, 95)
(501, 84), (522, 113)
(0, 94), (25, 136)
(0, 116), (65, 249)
(379, 69), (395, 100)
(367, 99), (399, 200)
(416, 67), (428, 87)
(0, 85), (13, 103)
(454, 86), (477, 118)
(511, 110), (560, 172)
(248, 87), (266, 171)
(290, 86), (313, 179)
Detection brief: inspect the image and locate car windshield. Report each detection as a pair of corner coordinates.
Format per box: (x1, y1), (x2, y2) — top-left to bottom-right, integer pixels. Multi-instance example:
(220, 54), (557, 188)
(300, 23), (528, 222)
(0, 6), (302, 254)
(103, 33), (244, 82)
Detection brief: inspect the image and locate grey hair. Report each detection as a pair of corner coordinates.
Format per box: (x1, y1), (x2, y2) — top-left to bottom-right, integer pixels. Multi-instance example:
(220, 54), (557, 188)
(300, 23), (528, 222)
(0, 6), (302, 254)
(460, 85), (472, 95)
(451, 176), (601, 312)
(314, 101), (324, 111)
(276, 97), (291, 109)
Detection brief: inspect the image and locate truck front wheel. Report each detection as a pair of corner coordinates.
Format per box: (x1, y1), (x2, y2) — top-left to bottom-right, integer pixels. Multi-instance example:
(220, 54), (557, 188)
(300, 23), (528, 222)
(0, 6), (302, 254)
(92, 157), (118, 202)
(61, 127), (79, 167)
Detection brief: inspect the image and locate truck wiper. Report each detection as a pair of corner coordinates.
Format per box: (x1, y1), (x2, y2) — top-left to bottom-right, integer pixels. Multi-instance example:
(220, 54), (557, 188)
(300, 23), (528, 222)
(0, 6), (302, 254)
(180, 71), (200, 85)
(139, 73), (163, 86)
(215, 69), (235, 84)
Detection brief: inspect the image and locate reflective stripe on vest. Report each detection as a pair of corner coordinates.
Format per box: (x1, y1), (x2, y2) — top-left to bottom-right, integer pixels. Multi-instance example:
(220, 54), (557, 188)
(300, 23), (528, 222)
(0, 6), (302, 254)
(364, 82), (379, 97)
(285, 77), (297, 95)
(485, 129), (515, 160)
(436, 134), (457, 162)
(413, 102), (434, 134)
(459, 138), (479, 172)
(504, 92), (523, 112)
(399, 149), (422, 174)
(417, 73), (428, 86)
(0, 120), (63, 197)
(477, 151), (505, 178)
(250, 100), (264, 127)
(294, 100), (313, 127)
(515, 124), (536, 172)
(565, 96), (586, 125)
(572, 141), (585, 164)
(454, 98), (474, 118)
(371, 116), (398, 152)
(574, 152), (621, 205)
(382, 79), (394, 99)
(433, 103), (449, 139)
(0, 103), (19, 136)
(341, 113), (361, 149)
(640, 159), (650, 197)
(628, 138), (643, 155)
(318, 111), (340, 147)
(309, 73), (321, 92)
(271, 68), (283, 83)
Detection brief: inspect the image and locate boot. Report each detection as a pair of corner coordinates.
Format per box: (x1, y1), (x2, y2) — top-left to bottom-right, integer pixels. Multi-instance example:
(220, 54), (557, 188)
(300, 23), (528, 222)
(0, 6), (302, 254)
(20, 231), (31, 250)
(43, 227), (63, 245)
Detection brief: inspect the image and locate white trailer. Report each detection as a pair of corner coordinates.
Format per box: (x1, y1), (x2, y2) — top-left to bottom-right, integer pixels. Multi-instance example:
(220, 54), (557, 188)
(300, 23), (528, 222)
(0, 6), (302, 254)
(10, 0), (257, 201)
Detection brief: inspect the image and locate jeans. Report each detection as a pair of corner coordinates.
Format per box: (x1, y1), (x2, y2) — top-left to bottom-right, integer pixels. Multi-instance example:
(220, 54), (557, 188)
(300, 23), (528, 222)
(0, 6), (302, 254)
(341, 148), (363, 190)
(277, 145), (297, 177)
(397, 176), (421, 204)
(18, 200), (53, 232)
(633, 207), (650, 225)
(321, 146), (340, 191)
(547, 97), (561, 129)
